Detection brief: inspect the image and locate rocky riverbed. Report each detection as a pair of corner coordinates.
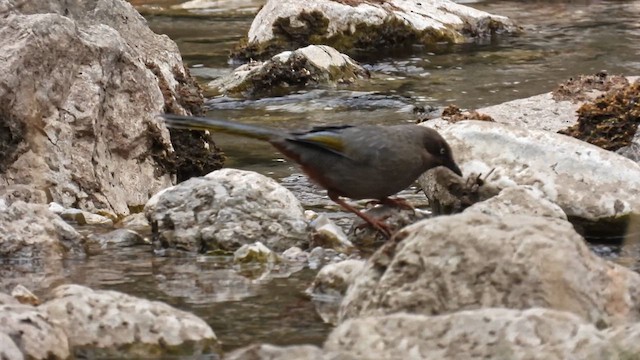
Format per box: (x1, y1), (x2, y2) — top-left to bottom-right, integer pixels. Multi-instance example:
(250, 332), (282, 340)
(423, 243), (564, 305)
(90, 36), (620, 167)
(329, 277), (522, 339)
(2, 0), (640, 359)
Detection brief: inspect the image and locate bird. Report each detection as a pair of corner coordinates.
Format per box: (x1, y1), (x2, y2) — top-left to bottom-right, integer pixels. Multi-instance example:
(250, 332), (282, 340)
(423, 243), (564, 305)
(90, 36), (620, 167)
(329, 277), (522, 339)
(160, 114), (463, 238)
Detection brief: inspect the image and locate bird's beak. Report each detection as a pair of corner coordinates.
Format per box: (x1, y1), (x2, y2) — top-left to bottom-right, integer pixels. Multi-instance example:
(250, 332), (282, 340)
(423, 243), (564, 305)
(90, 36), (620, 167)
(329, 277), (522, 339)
(446, 161), (463, 177)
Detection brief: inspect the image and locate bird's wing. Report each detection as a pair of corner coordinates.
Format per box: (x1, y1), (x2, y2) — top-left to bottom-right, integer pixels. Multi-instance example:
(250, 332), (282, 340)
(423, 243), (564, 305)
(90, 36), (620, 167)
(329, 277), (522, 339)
(287, 127), (354, 158)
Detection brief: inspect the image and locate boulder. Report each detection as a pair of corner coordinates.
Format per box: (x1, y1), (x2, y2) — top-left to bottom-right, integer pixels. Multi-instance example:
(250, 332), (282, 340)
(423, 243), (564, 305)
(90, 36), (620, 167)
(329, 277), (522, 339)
(146, 168), (309, 253)
(40, 284), (218, 355)
(210, 45), (369, 96)
(0, 0), (206, 216)
(338, 212), (640, 327)
(420, 120), (640, 233)
(234, 0), (518, 60)
(0, 201), (85, 259)
(463, 185), (567, 220)
(224, 344), (324, 360)
(0, 304), (70, 360)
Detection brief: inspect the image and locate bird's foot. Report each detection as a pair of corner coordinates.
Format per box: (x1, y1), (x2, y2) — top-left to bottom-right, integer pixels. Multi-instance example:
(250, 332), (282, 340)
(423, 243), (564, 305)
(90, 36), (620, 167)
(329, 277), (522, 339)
(354, 214), (393, 238)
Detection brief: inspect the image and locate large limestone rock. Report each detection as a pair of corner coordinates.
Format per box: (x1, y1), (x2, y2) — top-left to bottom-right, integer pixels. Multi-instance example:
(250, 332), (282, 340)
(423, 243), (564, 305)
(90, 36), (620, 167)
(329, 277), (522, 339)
(0, 0), (203, 216)
(338, 212), (640, 327)
(421, 120), (640, 226)
(0, 304), (70, 360)
(236, 0), (517, 60)
(40, 284), (218, 355)
(146, 168), (309, 253)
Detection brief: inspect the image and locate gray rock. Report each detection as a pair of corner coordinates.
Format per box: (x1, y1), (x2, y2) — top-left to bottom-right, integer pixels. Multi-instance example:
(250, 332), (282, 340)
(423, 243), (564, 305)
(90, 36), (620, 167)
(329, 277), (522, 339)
(146, 168), (309, 253)
(239, 0), (517, 59)
(119, 212), (151, 231)
(0, 0), (199, 216)
(338, 212), (640, 327)
(464, 185), (567, 220)
(224, 344), (324, 360)
(211, 45), (369, 96)
(326, 308), (610, 360)
(40, 284), (218, 354)
(234, 242), (280, 263)
(60, 208), (114, 226)
(0, 201), (85, 259)
(85, 228), (147, 255)
(306, 259), (365, 324)
(0, 304), (70, 360)
(422, 120), (640, 224)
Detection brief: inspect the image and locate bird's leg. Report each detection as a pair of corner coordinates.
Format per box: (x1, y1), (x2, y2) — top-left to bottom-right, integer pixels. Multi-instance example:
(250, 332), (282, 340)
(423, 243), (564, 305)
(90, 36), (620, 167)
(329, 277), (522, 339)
(378, 197), (415, 211)
(328, 191), (392, 238)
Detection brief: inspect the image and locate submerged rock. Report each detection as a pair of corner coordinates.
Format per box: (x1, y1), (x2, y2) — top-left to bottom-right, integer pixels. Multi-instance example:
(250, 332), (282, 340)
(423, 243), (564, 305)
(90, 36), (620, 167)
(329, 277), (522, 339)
(233, 0), (518, 60)
(0, 0), (204, 216)
(338, 212), (640, 327)
(211, 45), (369, 96)
(146, 168), (309, 253)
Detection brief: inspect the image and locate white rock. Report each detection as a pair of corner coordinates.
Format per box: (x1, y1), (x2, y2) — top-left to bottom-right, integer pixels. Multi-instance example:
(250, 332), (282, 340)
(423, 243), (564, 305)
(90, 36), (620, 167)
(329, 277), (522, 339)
(146, 168), (309, 253)
(464, 185), (567, 220)
(234, 241), (280, 263)
(40, 284), (217, 350)
(423, 120), (640, 222)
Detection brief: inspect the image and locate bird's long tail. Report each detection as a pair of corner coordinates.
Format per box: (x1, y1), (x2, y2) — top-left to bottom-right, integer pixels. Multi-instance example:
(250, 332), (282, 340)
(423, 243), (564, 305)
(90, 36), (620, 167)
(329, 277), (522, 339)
(159, 114), (284, 141)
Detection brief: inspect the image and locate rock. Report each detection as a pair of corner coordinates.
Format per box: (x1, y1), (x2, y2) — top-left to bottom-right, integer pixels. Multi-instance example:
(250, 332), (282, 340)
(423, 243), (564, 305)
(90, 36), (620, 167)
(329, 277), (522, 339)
(146, 168), (309, 253)
(119, 212), (151, 231)
(234, 242), (280, 263)
(349, 205), (427, 248)
(326, 308), (609, 360)
(40, 284), (218, 355)
(0, 0), (204, 216)
(306, 259), (365, 324)
(211, 45), (369, 96)
(0, 304), (70, 360)
(85, 228), (147, 255)
(282, 246), (309, 263)
(421, 120), (640, 234)
(0, 292), (19, 305)
(338, 212), (640, 327)
(308, 247), (347, 270)
(11, 284), (40, 306)
(0, 185), (48, 206)
(0, 201), (85, 259)
(309, 213), (354, 253)
(224, 344), (324, 360)
(234, 0), (518, 60)
(60, 208), (114, 226)
(464, 185), (567, 220)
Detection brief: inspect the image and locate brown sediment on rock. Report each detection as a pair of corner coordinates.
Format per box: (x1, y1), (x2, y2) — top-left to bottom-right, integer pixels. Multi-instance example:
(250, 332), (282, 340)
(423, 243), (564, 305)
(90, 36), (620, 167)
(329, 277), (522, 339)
(231, 11), (456, 62)
(441, 105), (494, 123)
(558, 80), (640, 151)
(146, 62), (225, 182)
(552, 72), (630, 102)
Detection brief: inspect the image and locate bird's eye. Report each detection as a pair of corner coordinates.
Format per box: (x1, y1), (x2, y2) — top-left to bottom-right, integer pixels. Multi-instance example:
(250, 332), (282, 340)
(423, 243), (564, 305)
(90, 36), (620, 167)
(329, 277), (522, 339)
(440, 147), (446, 155)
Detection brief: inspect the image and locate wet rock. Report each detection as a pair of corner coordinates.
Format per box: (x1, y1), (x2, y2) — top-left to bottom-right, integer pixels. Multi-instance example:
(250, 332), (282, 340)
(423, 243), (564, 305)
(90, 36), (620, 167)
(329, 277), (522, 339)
(118, 212), (151, 231)
(60, 208), (114, 226)
(85, 229), (147, 255)
(308, 247), (347, 270)
(422, 120), (640, 235)
(464, 185), (567, 220)
(0, 201), (85, 259)
(338, 212), (640, 327)
(224, 344), (324, 360)
(11, 285), (40, 306)
(0, 304), (70, 360)
(308, 212), (354, 253)
(349, 205), (428, 247)
(234, 242), (280, 263)
(326, 308), (610, 360)
(234, 0), (518, 60)
(0, 0), (203, 216)
(282, 246), (310, 263)
(420, 166), (499, 215)
(146, 168), (309, 253)
(211, 45), (369, 96)
(40, 284), (218, 356)
(306, 259), (365, 324)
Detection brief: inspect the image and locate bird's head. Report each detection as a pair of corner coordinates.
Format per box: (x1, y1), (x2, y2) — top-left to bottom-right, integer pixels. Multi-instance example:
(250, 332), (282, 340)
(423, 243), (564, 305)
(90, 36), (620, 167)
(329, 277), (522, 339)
(420, 128), (463, 177)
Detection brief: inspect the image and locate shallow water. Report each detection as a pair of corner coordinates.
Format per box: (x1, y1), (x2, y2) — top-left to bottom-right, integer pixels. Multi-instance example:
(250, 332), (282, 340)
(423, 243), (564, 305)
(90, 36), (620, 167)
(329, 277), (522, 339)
(6, 0), (640, 355)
